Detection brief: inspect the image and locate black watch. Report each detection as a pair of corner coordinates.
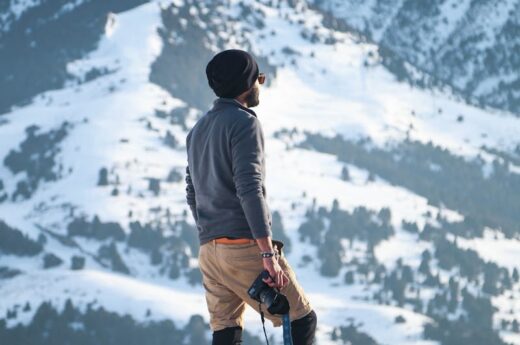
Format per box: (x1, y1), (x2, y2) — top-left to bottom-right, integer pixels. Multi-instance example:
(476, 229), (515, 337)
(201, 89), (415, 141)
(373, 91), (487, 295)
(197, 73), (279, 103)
(260, 251), (275, 258)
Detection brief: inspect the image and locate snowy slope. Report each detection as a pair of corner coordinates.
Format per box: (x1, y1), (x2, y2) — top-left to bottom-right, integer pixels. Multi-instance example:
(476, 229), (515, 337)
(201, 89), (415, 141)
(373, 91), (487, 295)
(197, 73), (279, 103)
(310, 0), (520, 115)
(1, 0), (520, 344)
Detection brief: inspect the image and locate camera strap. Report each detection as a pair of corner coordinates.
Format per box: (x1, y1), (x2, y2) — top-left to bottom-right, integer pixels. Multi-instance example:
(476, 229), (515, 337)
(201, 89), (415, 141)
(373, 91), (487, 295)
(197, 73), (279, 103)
(259, 302), (270, 345)
(258, 302), (294, 345)
(282, 313), (294, 345)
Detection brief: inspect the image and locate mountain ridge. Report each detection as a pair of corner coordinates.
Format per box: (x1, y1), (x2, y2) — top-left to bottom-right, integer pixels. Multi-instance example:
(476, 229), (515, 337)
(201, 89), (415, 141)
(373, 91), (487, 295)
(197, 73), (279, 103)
(1, 0), (520, 344)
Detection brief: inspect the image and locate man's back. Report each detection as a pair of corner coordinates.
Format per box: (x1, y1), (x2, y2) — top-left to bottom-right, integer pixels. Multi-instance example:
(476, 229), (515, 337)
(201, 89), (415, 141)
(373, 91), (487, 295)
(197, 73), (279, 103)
(186, 97), (272, 245)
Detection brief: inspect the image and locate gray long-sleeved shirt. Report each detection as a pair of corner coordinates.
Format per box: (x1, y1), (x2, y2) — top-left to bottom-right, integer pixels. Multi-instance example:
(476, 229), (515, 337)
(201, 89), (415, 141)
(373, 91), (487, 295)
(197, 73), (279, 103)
(185, 97), (272, 245)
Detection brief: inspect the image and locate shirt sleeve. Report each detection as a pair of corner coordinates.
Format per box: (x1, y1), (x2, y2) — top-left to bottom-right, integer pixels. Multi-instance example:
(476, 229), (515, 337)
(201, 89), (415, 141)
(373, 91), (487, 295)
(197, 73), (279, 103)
(185, 131), (198, 222)
(230, 115), (272, 239)
(185, 165), (198, 221)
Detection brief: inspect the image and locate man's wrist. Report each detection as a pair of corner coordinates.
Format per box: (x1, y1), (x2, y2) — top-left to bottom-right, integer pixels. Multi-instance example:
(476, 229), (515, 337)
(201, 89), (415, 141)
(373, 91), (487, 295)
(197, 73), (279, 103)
(262, 256), (277, 263)
(255, 235), (274, 253)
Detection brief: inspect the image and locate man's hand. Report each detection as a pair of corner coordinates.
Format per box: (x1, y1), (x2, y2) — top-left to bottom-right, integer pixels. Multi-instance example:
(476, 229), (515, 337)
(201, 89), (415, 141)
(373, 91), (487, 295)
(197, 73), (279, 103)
(255, 235), (288, 289)
(262, 256), (289, 289)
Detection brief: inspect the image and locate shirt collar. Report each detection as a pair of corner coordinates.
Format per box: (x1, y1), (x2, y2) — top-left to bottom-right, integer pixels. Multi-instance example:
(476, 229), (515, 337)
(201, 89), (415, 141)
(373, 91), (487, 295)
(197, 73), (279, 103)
(212, 97), (257, 118)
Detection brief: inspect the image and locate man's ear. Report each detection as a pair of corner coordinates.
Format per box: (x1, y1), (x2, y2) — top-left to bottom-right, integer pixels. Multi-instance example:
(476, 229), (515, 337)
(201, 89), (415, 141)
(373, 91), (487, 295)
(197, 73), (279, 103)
(236, 86), (253, 102)
(244, 86), (254, 96)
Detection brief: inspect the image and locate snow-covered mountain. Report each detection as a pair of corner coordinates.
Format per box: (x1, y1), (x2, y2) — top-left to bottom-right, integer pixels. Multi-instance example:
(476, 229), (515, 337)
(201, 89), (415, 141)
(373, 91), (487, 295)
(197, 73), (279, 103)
(1, 0), (520, 344)
(309, 0), (520, 115)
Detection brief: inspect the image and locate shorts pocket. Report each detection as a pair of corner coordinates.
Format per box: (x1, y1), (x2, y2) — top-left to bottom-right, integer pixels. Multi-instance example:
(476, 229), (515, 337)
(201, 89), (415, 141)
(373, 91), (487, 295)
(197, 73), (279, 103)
(223, 247), (263, 268)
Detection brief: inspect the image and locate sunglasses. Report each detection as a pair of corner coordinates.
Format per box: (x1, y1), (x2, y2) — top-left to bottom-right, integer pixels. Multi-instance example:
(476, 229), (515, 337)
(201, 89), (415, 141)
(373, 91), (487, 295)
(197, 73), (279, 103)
(258, 72), (266, 85)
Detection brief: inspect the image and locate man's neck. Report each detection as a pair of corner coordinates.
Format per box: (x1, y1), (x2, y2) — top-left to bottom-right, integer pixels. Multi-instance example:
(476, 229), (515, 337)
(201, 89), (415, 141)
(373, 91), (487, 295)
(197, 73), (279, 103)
(214, 97), (257, 117)
(233, 97), (248, 108)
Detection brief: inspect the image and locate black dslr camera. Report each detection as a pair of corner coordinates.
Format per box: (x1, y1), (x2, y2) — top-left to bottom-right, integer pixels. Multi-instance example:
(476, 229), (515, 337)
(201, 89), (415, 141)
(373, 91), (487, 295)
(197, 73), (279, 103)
(248, 270), (290, 315)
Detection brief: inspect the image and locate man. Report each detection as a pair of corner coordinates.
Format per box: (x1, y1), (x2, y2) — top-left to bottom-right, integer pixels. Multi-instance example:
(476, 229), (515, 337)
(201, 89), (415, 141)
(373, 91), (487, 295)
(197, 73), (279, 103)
(185, 49), (317, 345)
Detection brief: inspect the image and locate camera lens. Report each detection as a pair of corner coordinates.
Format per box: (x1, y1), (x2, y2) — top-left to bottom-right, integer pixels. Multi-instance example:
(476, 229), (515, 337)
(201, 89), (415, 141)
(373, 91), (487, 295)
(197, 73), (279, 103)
(248, 270), (290, 315)
(259, 287), (277, 308)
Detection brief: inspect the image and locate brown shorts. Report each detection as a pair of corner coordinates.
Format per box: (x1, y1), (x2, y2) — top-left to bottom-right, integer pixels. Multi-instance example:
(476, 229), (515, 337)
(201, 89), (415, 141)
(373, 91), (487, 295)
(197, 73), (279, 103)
(198, 238), (313, 331)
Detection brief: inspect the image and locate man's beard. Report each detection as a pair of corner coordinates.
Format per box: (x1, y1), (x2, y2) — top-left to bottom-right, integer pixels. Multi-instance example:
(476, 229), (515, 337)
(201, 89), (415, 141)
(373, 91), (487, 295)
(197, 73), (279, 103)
(245, 85), (260, 107)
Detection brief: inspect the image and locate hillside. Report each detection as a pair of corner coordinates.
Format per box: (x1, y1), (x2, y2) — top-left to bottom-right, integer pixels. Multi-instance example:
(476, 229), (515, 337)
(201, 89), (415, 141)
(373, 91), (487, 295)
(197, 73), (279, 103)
(1, 1), (520, 344)
(310, 0), (520, 115)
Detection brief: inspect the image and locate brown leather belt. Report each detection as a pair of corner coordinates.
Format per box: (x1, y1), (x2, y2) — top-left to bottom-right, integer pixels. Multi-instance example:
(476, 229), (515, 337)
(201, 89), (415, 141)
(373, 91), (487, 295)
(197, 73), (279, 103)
(213, 237), (256, 244)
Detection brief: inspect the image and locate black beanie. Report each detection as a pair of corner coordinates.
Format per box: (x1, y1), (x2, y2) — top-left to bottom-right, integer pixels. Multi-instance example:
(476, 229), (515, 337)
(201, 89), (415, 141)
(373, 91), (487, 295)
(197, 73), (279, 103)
(206, 49), (259, 98)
